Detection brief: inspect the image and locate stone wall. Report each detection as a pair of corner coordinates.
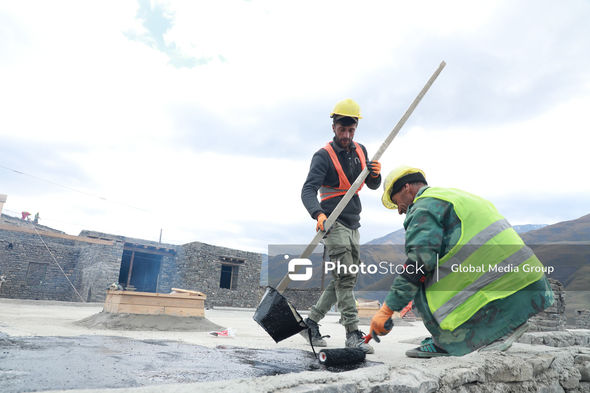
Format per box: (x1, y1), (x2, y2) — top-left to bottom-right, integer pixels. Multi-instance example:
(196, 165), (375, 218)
(178, 241), (262, 308)
(1, 228), (82, 301)
(528, 278), (567, 331)
(577, 310), (590, 329)
(75, 242), (125, 302)
(155, 251), (183, 294)
(0, 225), (125, 302)
(1, 224), (265, 308)
(282, 288), (323, 311)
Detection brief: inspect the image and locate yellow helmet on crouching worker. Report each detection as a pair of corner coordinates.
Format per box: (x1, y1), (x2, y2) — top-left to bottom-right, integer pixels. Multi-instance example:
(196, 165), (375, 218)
(330, 98), (362, 119)
(382, 166), (427, 209)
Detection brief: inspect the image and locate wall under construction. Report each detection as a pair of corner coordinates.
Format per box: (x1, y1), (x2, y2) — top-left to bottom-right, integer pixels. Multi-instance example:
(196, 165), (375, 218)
(0, 215), (262, 308)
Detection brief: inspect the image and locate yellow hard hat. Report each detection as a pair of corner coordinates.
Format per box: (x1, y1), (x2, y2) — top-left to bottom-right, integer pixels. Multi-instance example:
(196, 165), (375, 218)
(382, 166), (426, 209)
(330, 98), (362, 119)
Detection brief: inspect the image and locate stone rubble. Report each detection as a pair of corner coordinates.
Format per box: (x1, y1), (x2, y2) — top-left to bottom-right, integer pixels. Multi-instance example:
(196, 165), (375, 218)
(576, 310), (590, 330)
(528, 278), (568, 332)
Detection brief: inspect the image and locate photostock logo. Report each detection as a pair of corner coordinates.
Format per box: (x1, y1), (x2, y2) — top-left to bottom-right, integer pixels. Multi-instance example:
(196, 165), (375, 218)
(286, 255), (313, 281)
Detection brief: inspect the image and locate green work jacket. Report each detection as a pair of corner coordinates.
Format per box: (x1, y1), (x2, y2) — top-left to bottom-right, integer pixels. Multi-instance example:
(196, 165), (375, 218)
(384, 186), (554, 354)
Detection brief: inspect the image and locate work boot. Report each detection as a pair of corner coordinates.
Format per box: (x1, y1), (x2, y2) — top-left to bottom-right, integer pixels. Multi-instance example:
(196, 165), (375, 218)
(405, 337), (450, 358)
(345, 330), (374, 354)
(299, 318), (328, 347)
(479, 322), (530, 352)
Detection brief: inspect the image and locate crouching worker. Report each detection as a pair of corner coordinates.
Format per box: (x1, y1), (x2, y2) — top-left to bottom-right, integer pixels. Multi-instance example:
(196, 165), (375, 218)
(369, 166), (554, 358)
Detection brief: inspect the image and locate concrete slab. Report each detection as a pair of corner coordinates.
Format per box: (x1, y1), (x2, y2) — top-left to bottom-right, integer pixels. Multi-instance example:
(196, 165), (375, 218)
(0, 298), (429, 358)
(2, 298), (589, 392)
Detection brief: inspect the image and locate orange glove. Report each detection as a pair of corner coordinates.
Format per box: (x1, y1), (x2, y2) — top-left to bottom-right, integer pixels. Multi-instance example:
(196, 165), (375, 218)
(316, 213), (327, 232)
(369, 303), (394, 340)
(368, 161), (381, 177)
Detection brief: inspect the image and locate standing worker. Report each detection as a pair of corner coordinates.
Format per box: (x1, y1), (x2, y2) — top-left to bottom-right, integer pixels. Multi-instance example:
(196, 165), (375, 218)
(301, 98), (382, 354)
(369, 166), (554, 357)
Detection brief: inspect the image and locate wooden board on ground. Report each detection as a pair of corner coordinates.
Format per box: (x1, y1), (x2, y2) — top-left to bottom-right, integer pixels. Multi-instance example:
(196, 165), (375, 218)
(171, 288), (207, 297)
(104, 290), (206, 317)
(357, 303), (380, 319)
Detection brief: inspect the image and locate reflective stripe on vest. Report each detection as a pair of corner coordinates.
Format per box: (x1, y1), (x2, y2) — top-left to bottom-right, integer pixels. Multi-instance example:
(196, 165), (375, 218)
(425, 218), (512, 285)
(319, 142), (366, 201)
(414, 187), (546, 331)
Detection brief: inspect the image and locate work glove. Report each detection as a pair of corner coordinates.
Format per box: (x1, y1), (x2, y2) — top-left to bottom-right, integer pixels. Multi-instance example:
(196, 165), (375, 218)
(368, 303), (394, 342)
(316, 213), (327, 232)
(368, 161), (381, 178)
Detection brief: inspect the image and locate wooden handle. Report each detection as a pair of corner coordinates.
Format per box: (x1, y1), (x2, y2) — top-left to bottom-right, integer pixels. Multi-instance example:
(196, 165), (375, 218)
(276, 61), (446, 294)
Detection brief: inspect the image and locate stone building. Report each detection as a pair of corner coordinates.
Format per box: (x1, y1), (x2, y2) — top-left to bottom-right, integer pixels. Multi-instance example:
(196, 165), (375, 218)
(0, 214), (262, 308)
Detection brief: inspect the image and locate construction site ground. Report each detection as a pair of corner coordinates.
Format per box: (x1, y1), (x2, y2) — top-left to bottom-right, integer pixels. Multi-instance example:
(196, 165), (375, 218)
(1, 298), (590, 393)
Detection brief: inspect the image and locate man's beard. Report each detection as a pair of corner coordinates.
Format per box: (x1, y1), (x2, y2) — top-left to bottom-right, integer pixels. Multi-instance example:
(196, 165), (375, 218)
(336, 137), (351, 148)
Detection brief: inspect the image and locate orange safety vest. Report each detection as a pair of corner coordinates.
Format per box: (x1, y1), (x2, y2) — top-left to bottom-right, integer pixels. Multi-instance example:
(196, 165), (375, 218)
(319, 142), (367, 201)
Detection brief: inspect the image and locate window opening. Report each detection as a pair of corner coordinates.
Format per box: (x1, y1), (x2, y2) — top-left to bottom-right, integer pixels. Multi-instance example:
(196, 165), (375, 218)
(220, 264), (239, 289)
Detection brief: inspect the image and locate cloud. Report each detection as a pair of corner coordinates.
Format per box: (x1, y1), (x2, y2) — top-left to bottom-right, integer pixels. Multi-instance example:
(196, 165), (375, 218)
(1, 0), (589, 252)
(0, 139), (96, 196)
(125, 0), (209, 68)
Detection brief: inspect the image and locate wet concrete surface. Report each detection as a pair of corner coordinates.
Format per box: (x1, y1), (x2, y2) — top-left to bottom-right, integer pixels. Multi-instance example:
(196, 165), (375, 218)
(0, 333), (381, 393)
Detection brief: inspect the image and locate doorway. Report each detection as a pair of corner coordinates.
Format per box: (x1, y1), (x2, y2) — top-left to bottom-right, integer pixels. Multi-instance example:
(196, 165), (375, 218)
(118, 249), (163, 292)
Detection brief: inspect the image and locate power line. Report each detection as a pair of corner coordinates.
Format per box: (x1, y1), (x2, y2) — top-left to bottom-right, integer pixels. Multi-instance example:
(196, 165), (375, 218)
(0, 162), (151, 213)
(32, 225), (86, 302)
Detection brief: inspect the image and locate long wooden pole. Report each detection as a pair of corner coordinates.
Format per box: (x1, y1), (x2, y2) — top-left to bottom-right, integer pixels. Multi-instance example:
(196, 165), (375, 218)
(276, 61), (446, 293)
(126, 251), (135, 288)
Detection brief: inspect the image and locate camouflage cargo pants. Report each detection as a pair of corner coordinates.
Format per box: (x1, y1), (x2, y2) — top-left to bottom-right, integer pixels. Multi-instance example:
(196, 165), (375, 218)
(308, 221), (360, 332)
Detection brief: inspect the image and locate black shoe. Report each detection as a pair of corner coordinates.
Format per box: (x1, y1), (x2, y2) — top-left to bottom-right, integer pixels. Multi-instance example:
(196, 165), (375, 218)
(405, 337), (449, 358)
(345, 330), (374, 354)
(299, 318), (328, 347)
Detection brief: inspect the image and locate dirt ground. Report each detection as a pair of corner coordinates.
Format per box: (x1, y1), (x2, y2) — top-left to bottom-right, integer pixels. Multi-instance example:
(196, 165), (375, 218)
(75, 311), (224, 331)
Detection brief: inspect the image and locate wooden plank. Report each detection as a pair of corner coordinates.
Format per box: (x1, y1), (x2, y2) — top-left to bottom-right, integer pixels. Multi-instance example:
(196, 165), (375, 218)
(0, 223), (114, 245)
(171, 288), (207, 297)
(106, 303), (205, 317)
(113, 304), (167, 315)
(163, 306), (204, 317)
(103, 302), (116, 313)
(124, 244), (176, 256)
(104, 291), (122, 305)
(103, 292), (117, 313)
(103, 290), (206, 316)
(115, 295), (203, 309)
(357, 306), (380, 319)
(125, 251), (135, 288)
(107, 290), (206, 300)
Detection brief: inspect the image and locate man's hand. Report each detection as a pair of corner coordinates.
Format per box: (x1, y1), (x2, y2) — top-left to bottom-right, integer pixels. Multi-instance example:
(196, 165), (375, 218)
(368, 161), (381, 178)
(316, 213), (327, 232)
(369, 303), (394, 340)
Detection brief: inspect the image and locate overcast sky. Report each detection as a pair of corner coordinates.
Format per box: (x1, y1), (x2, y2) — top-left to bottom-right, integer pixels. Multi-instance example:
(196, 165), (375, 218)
(1, 0), (589, 253)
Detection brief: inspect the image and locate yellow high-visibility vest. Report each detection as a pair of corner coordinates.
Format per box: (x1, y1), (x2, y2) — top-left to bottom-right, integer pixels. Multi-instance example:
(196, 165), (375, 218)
(414, 187), (546, 331)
